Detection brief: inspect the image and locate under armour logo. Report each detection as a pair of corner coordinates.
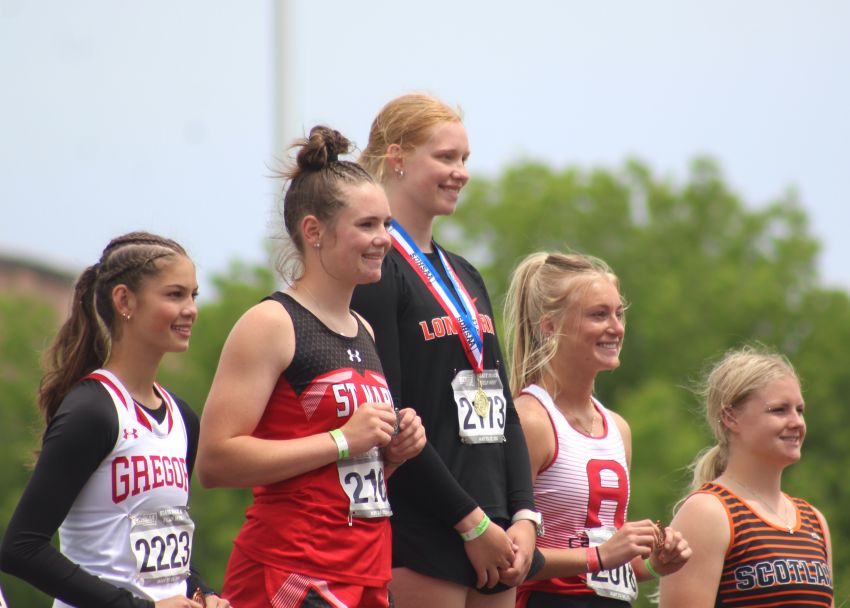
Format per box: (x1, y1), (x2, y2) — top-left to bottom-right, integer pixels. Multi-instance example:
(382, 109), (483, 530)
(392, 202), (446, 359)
(123, 429), (139, 440)
(347, 349), (361, 362)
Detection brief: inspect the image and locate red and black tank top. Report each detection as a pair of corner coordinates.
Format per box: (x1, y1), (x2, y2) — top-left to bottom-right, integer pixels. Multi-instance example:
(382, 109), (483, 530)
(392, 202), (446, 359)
(696, 482), (832, 607)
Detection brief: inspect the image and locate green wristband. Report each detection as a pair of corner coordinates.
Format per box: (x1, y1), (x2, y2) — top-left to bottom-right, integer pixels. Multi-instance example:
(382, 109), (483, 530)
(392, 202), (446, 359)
(644, 558), (663, 578)
(459, 514), (491, 542)
(329, 428), (349, 460)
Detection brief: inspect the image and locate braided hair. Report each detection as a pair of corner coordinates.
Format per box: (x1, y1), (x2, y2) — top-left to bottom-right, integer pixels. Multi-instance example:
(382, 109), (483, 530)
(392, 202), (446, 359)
(38, 231), (188, 424)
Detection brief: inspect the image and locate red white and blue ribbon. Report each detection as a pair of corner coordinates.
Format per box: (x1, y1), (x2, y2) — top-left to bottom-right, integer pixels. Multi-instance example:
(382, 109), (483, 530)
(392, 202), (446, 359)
(389, 220), (484, 373)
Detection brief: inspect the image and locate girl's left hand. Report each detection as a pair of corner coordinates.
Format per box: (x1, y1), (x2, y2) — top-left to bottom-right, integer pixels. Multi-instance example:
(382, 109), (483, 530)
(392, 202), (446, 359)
(383, 407), (426, 468)
(649, 526), (692, 576)
(191, 589), (232, 608)
(498, 520), (536, 586)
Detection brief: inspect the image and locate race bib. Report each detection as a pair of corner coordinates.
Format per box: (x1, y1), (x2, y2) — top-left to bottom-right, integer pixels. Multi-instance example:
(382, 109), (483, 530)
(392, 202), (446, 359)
(451, 369), (507, 444)
(128, 506), (194, 585)
(584, 526), (638, 602)
(338, 447), (392, 518)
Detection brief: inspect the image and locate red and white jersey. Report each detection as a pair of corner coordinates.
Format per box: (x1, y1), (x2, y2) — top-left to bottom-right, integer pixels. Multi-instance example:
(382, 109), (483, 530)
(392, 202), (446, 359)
(56, 369), (191, 606)
(518, 383), (630, 598)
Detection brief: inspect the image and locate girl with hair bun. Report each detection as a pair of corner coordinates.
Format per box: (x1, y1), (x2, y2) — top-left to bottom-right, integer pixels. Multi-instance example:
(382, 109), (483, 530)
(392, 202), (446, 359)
(352, 94), (543, 608)
(197, 125), (425, 608)
(505, 251), (691, 607)
(0, 232), (228, 607)
(659, 346), (833, 606)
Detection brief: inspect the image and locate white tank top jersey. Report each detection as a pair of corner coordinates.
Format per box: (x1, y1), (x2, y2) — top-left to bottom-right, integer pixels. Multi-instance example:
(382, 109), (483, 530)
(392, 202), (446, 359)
(521, 384), (631, 551)
(56, 369), (192, 607)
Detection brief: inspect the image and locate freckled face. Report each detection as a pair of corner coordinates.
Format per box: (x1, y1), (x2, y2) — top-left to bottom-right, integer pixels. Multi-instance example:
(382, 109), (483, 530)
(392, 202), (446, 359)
(732, 375), (805, 466)
(398, 120), (470, 218)
(554, 278), (625, 377)
(319, 182), (392, 285)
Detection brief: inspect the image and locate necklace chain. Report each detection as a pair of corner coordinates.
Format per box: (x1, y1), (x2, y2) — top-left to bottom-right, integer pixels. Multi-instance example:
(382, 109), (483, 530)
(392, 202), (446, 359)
(294, 284), (352, 337)
(549, 385), (598, 436)
(571, 411), (597, 436)
(727, 476), (794, 533)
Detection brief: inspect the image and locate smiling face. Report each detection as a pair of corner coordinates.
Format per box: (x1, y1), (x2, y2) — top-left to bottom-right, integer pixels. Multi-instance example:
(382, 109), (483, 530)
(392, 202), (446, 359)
(397, 120), (470, 219)
(730, 375), (806, 466)
(123, 254), (198, 355)
(319, 182), (392, 285)
(554, 277), (625, 377)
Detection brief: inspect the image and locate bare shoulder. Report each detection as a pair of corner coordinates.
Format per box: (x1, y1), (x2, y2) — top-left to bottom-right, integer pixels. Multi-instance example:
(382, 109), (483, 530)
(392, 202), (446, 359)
(218, 299), (295, 372)
(514, 392), (556, 477)
(659, 490), (730, 607)
(514, 392), (550, 430)
(672, 491), (730, 549)
(607, 409), (631, 439)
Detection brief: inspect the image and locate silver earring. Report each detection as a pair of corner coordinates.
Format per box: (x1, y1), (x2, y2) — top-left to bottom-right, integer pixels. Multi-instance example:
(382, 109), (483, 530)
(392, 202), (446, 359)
(122, 312), (131, 321)
(314, 242), (321, 249)
(395, 168), (404, 178)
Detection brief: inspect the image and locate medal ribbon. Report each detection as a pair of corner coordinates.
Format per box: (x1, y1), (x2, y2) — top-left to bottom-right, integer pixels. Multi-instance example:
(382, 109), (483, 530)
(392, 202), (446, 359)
(389, 220), (484, 373)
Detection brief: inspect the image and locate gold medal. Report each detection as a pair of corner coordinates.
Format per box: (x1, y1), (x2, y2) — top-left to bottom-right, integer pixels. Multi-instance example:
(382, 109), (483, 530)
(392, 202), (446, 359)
(473, 386), (489, 417)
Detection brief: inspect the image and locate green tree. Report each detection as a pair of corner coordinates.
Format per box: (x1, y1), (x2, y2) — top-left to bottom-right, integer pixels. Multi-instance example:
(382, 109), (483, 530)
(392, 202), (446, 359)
(4, 157), (848, 605)
(0, 294), (64, 606)
(437, 157), (848, 604)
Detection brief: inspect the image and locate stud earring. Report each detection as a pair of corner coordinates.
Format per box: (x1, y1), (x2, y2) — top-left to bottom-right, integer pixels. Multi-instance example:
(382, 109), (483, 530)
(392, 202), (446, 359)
(122, 312), (131, 321)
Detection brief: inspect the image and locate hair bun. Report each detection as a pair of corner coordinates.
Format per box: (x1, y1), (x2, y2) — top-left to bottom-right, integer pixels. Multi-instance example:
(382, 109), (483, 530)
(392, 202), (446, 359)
(296, 125), (352, 171)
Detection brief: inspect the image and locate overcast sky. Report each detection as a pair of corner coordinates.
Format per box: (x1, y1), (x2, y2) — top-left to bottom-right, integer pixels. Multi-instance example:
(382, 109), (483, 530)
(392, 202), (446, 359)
(2, 0), (848, 301)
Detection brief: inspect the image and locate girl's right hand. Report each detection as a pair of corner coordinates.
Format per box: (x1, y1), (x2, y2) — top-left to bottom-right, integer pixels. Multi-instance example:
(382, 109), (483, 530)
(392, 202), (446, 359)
(339, 401), (397, 456)
(597, 519), (659, 570)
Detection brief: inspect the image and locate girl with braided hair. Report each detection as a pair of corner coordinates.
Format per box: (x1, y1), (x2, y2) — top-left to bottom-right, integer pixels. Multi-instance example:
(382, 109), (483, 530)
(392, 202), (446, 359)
(196, 125), (425, 608)
(0, 232), (229, 607)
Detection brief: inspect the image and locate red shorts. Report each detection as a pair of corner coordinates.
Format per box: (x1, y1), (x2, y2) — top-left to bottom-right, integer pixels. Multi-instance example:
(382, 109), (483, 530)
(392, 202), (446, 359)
(222, 545), (391, 608)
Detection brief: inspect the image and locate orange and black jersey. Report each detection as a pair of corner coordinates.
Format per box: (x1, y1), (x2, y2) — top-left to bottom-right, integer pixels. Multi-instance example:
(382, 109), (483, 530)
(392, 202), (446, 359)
(696, 482), (832, 607)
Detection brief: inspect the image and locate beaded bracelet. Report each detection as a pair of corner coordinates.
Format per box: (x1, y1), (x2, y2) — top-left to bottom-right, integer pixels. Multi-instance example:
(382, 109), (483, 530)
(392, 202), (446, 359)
(459, 514), (491, 542)
(329, 428), (349, 460)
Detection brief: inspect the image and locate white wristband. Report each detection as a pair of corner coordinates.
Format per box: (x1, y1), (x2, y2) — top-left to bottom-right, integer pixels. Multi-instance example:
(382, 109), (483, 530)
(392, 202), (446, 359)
(511, 509), (544, 537)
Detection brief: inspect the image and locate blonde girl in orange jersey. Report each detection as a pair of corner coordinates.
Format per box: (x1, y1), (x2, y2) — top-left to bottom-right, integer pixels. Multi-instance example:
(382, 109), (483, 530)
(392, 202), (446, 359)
(659, 346), (833, 607)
